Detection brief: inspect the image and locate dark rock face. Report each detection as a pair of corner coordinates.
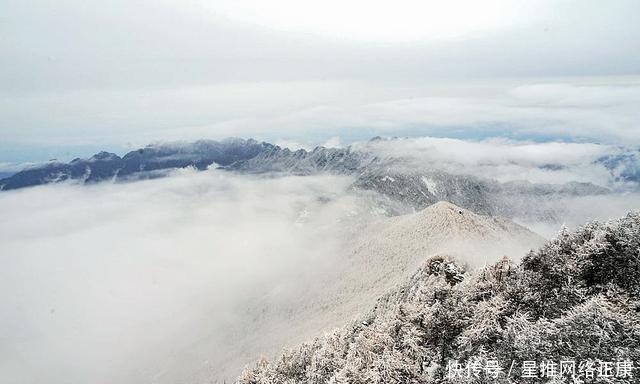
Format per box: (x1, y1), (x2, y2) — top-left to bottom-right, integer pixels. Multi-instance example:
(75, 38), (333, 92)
(351, 167), (500, 215)
(0, 139), (268, 190)
(0, 154), (125, 190)
(597, 151), (640, 184)
(352, 167), (610, 219)
(0, 139), (377, 189)
(225, 145), (375, 175)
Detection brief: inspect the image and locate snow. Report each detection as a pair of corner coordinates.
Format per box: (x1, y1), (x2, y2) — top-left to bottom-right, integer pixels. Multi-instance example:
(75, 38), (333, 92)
(382, 175), (396, 183)
(421, 176), (439, 195)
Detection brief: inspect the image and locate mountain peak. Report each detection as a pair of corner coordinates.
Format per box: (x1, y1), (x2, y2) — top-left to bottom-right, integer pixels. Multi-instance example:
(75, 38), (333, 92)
(417, 201), (485, 232)
(427, 200), (464, 212)
(90, 151), (121, 161)
(361, 200), (545, 268)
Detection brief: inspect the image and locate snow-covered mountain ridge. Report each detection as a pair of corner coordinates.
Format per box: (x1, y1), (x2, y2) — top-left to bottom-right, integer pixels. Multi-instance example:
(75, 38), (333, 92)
(237, 210), (640, 383)
(1, 137), (623, 224)
(203, 201), (544, 382)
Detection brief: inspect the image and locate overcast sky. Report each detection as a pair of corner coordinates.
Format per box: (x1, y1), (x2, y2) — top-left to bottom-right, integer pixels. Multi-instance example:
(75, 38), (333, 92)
(1, 0), (639, 161)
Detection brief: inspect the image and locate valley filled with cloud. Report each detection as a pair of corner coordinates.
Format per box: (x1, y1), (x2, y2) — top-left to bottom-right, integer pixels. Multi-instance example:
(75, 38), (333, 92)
(1, 143), (639, 382)
(2, 1), (639, 382)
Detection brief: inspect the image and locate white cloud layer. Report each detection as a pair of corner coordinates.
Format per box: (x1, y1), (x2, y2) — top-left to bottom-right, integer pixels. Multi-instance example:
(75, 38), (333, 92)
(3, 78), (639, 161)
(359, 136), (640, 236)
(1, 160), (640, 382)
(361, 136), (621, 186)
(1, 0), (639, 158)
(0, 170), (367, 383)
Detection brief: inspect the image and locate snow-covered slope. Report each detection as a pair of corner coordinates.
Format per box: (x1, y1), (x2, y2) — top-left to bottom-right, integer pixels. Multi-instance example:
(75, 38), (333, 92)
(326, 201), (545, 324)
(216, 201), (544, 382)
(238, 211), (640, 384)
(352, 201), (545, 271)
(351, 167), (609, 221)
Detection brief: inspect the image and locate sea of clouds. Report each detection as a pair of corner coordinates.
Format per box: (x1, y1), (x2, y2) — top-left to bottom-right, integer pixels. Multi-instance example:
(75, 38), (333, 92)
(2, 138), (640, 382)
(359, 136), (640, 235)
(0, 169), (371, 383)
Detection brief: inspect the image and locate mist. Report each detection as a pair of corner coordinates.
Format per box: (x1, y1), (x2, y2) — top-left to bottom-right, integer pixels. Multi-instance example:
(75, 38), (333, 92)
(360, 136), (640, 235)
(360, 136), (636, 188)
(3, 0), (639, 159)
(512, 192), (640, 238)
(3, 138), (640, 382)
(2, 0), (639, 382)
(0, 169), (373, 383)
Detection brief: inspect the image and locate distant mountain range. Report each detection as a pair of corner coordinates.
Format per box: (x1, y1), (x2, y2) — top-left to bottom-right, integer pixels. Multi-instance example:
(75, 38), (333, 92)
(596, 151), (640, 184)
(0, 138), (269, 190)
(1, 137), (635, 221)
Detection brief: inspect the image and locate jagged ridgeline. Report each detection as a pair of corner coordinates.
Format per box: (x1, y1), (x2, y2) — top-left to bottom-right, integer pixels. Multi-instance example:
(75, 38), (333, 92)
(0, 138), (619, 223)
(237, 212), (640, 384)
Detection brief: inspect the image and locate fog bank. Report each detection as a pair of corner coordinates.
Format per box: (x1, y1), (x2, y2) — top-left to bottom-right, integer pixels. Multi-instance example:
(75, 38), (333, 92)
(0, 169), (365, 383)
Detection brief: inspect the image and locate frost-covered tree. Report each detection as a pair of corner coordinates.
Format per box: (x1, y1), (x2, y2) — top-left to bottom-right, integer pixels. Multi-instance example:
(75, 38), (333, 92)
(236, 212), (640, 384)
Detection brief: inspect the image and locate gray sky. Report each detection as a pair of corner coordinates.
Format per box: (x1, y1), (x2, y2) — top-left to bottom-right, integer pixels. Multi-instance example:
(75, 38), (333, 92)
(1, 0), (639, 161)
